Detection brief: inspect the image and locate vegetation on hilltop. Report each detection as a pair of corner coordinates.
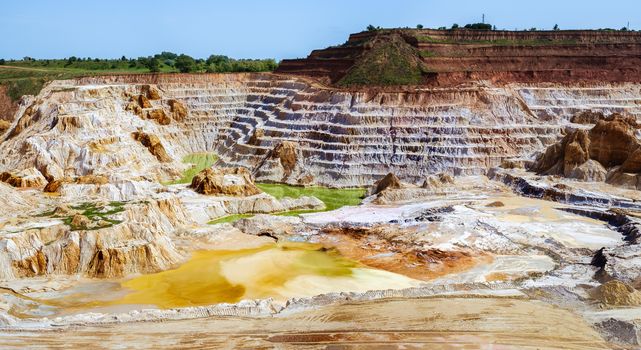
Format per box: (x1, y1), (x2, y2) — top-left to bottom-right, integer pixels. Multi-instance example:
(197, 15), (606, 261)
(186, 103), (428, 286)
(368, 22), (635, 32)
(0, 52), (278, 101)
(338, 34), (426, 86)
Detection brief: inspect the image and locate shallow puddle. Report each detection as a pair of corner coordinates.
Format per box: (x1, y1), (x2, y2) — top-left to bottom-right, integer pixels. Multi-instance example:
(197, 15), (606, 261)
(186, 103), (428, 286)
(47, 242), (420, 312)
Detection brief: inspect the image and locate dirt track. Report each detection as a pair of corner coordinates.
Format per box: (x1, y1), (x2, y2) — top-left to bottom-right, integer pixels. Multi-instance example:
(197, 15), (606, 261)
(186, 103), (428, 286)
(0, 296), (610, 349)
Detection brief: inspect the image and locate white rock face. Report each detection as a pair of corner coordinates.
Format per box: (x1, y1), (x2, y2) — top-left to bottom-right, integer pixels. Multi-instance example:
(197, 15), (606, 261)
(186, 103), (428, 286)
(3, 74), (640, 188)
(2, 74), (641, 346)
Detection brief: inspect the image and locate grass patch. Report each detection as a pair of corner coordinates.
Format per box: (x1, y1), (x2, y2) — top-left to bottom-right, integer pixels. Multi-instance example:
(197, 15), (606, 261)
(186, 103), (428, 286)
(420, 50), (438, 58)
(417, 36), (578, 46)
(166, 153), (218, 185)
(256, 184), (366, 211)
(0, 64), (150, 101)
(207, 184), (366, 225)
(338, 34), (426, 87)
(37, 201), (126, 231)
(207, 214), (253, 225)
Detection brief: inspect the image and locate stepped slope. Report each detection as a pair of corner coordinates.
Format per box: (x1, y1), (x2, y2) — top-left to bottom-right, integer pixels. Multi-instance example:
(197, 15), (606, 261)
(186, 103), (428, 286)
(1, 73), (640, 187)
(277, 29), (641, 86)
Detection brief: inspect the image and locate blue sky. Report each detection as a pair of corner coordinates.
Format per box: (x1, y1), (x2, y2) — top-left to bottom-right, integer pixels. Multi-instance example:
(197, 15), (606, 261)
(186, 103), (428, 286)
(1, 0), (638, 60)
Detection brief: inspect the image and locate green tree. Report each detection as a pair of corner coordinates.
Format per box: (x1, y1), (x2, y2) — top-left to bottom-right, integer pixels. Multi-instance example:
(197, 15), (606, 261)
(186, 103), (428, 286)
(146, 57), (161, 72)
(464, 23), (492, 30)
(157, 51), (178, 60)
(0, 59), (5, 65)
(206, 54), (230, 66)
(553, 24), (560, 31)
(175, 54), (197, 73)
(416, 24), (424, 29)
(366, 24), (377, 31)
(451, 23), (460, 29)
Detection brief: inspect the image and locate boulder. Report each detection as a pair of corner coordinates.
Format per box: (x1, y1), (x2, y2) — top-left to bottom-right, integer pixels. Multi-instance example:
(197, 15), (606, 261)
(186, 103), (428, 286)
(190, 167), (262, 196)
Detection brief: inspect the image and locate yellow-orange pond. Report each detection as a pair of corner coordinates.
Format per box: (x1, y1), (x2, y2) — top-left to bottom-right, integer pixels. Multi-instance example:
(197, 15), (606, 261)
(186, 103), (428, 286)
(51, 242), (421, 311)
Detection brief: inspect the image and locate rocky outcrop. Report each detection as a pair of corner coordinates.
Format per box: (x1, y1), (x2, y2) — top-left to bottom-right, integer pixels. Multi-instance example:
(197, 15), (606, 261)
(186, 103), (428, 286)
(43, 179), (63, 193)
(0, 168), (47, 188)
(233, 214), (303, 239)
(366, 172), (457, 204)
(531, 114), (641, 187)
(370, 173), (403, 195)
(190, 167), (261, 196)
(145, 109), (170, 125)
(570, 110), (604, 124)
(168, 99), (187, 121)
(132, 131), (171, 162)
(254, 141), (307, 183)
(4, 101), (40, 140)
(0, 198), (189, 280)
(422, 173), (454, 190)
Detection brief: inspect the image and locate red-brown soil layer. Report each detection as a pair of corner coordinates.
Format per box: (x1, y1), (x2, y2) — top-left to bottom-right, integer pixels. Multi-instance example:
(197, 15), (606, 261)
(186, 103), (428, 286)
(276, 29), (641, 86)
(0, 86), (17, 122)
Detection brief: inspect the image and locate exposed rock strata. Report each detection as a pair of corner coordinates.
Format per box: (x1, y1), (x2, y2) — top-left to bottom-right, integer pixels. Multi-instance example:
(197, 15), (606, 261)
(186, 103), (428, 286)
(3, 74), (641, 187)
(0, 168), (46, 188)
(278, 29), (641, 86)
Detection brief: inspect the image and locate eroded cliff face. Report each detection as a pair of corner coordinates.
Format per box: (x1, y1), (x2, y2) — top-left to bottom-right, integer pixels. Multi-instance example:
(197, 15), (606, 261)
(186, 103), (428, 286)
(1, 73), (640, 188)
(277, 29), (641, 86)
(2, 73), (641, 347)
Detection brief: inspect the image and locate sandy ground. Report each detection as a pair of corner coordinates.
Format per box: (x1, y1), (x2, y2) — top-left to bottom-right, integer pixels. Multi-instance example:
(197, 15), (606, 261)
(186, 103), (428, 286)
(0, 296), (609, 349)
